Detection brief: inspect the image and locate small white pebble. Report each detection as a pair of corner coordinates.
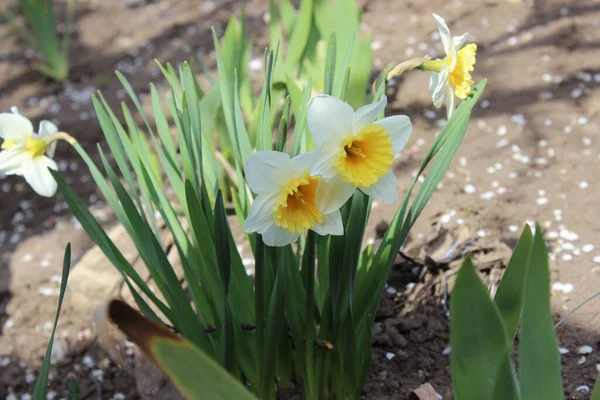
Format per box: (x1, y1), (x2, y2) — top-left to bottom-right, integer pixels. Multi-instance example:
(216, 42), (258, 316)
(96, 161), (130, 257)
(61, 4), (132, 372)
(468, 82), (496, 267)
(464, 184), (477, 194)
(481, 191), (495, 200)
(593, 255), (600, 263)
(579, 181), (589, 189)
(497, 125), (507, 136)
(442, 347), (451, 355)
(582, 244), (594, 253)
(386, 287), (397, 295)
(385, 352), (395, 360)
(562, 254), (573, 261)
(477, 229), (486, 238)
(579, 345), (593, 355)
(559, 347), (569, 355)
(536, 197), (548, 205)
(576, 385), (590, 393)
(508, 225), (519, 233)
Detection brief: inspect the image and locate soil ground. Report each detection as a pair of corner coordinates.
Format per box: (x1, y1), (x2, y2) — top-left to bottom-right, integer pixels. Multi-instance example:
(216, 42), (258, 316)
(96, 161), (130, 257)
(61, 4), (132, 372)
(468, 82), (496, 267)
(1, 0), (600, 398)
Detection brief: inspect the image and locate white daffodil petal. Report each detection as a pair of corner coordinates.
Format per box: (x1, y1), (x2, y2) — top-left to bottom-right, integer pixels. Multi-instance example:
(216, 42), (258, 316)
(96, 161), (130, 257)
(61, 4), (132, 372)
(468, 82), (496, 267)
(445, 87), (456, 120)
(38, 120), (58, 137)
(244, 151), (293, 193)
(375, 115), (412, 153)
(453, 33), (469, 50)
(243, 192), (278, 234)
(310, 139), (341, 180)
(433, 14), (453, 56)
(430, 66), (449, 108)
(307, 95), (353, 145)
(22, 156), (58, 197)
(39, 120), (59, 158)
(0, 112), (33, 139)
(0, 148), (28, 175)
(262, 225), (300, 247)
(314, 211), (343, 236)
(360, 170), (398, 203)
(289, 151), (317, 176)
(352, 96), (387, 133)
(316, 176), (355, 214)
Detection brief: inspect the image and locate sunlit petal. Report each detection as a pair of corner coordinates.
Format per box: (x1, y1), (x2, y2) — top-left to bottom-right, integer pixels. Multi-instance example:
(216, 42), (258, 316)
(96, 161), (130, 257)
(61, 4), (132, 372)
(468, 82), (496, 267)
(352, 96), (387, 133)
(445, 87), (455, 120)
(244, 151), (293, 193)
(22, 156), (58, 197)
(0, 148), (28, 175)
(375, 115), (412, 153)
(243, 192), (279, 234)
(433, 14), (454, 58)
(0, 112), (33, 140)
(310, 139), (340, 180)
(307, 95), (353, 145)
(314, 211), (343, 236)
(262, 225), (300, 247)
(360, 170), (398, 203)
(316, 176), (355, 214)
(430, 66), (449, 108)
(453, 33), (469, 50)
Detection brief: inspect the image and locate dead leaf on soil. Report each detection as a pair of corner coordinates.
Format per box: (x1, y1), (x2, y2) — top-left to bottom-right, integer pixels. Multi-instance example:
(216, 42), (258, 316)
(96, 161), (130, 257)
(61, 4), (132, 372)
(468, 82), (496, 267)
(408, 382), (441, 400)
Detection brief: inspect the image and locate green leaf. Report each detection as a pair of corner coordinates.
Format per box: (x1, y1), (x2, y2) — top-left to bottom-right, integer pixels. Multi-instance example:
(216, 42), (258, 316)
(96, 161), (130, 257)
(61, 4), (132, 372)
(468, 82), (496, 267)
(355, 80), (487, 328)
(68, 379), (81, 400)
(493, 224), (533, 342)
(591, 375), (600, 400)
(32, 244), (72, 400)
(450, 257), (513, 400)
(519, 224), (563, 399)
(285, 0), (313, 73)
(106, 300), (257, 400)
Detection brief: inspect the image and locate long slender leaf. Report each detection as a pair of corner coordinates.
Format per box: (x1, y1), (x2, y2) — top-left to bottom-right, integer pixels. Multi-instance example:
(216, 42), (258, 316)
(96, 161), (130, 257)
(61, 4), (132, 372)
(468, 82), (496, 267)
(32, 244), (72, 400)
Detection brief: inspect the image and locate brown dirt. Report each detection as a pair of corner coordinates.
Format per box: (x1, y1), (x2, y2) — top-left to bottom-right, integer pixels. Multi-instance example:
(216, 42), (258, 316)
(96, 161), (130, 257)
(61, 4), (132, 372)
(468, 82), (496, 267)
(1, 0), (600, 398)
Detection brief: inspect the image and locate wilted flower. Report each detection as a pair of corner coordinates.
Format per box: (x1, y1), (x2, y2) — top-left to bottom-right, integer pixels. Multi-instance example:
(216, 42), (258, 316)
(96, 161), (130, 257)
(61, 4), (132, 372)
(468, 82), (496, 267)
(307, 95), (412, 204)
(243, 151), (348, 247)
(0, 108), (61, 197)
(421, 14), (477, 118)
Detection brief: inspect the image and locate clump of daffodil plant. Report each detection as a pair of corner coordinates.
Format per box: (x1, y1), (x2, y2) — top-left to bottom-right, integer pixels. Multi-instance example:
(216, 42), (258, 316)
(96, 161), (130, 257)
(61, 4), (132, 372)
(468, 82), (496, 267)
(28, 7), (486, 400)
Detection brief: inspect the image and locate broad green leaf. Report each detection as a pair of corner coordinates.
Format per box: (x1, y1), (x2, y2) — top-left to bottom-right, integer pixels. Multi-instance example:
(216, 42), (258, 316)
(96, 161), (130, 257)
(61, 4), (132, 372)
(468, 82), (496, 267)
(519, 225), (562, 399)
(450, 257), (512, 400)
(32, 244), (72, 400)
(106, 300), (257, 400)
(493, 225), (533, 342)
(491, 355), (520, 400)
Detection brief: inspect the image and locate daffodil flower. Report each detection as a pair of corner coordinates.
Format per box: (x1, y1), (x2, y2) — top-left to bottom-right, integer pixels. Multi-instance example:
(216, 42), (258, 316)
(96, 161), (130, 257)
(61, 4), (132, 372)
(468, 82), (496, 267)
(421, 14), (477, 118)
(243, 151), (348, 247)
(0, 108), (62, 197)
(307, 95), (412, 204)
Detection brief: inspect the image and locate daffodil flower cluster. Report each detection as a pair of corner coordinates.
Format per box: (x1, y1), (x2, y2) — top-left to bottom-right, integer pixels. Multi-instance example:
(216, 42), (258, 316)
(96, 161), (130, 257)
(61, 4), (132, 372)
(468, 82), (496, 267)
(387, 14), (478, 119)
(0, 108), (74, 197)
(244, 95), (412, 247)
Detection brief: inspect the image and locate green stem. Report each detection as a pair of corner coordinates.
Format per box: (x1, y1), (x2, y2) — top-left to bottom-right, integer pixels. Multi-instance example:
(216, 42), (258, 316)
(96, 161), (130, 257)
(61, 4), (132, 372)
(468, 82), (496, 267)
(555, 290), (600, 329)
(302, 231), (317, 399)
(255, 238), (266, 397)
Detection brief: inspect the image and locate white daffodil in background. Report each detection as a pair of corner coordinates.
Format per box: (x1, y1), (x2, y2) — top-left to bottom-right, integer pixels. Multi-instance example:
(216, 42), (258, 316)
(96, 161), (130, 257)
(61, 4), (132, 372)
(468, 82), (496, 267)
(420, 14), (477, 118)
(243, 151), (349, 247)
(0, 107), (60, 197)
(307, 95), (412, 204)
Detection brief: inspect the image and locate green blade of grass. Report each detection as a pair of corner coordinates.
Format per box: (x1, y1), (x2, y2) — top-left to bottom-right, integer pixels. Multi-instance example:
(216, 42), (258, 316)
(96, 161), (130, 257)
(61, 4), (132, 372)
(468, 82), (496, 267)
(32, 244), (72, 400)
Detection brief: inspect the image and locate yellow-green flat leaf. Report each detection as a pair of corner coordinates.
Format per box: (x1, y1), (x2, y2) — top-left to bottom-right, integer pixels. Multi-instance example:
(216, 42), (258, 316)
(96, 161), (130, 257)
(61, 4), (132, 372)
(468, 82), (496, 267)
(107, 300), (257, 400)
